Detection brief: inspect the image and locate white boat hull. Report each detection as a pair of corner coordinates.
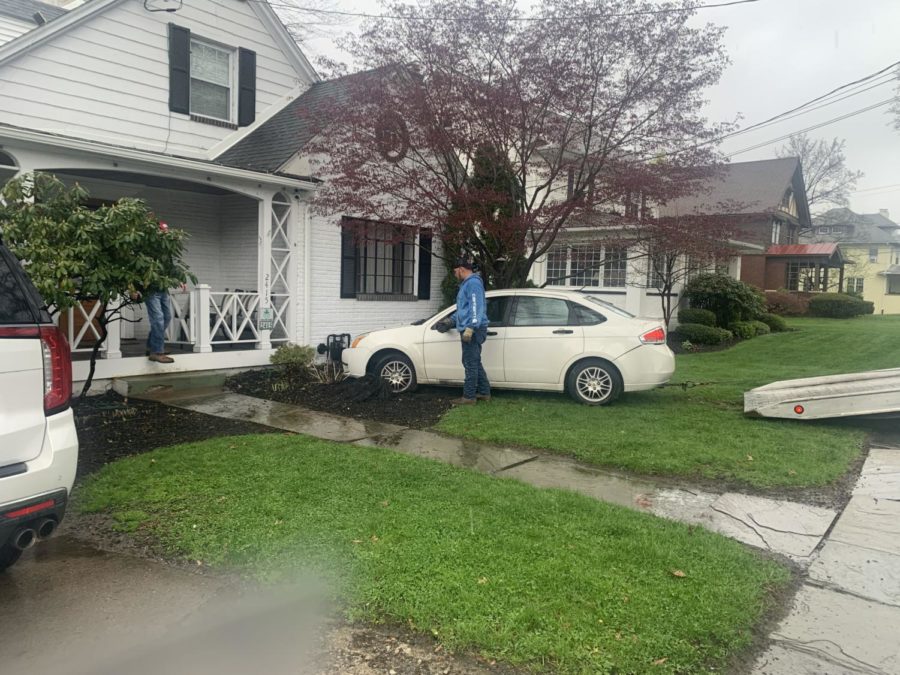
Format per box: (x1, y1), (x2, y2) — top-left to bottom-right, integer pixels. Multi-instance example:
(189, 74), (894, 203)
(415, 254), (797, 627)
(744, 368), (900, 420)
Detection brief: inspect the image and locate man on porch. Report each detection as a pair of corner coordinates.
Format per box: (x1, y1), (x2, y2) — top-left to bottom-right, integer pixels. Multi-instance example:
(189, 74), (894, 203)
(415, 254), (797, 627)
(142, 222), (186, 364)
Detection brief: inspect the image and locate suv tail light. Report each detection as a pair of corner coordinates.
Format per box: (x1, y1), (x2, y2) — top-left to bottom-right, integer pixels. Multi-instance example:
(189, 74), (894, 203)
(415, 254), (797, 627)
(640, 327), (667, 345)
(40, 325), (72, 415)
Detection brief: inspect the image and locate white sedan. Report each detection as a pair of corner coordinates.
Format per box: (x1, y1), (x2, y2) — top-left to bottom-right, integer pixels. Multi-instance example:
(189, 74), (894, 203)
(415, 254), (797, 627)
(342, 289), (675, 405)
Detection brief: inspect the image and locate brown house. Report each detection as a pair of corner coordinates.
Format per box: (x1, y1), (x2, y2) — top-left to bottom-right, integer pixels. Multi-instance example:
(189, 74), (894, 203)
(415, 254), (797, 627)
(660, 157), (845, 291)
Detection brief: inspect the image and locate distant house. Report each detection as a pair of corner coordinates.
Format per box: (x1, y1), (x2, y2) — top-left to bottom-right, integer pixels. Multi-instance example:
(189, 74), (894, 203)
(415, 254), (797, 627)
(0, 0), (443, 385)
(659, 157), (847, 293)
(805, 208), (900, 314)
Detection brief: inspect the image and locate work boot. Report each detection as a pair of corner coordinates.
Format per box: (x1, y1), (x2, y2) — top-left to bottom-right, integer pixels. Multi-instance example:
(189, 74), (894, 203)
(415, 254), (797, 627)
(148, 353), (174, 363)
(145, 349), (172, 356)
(450, 397), (476, 406)
(476, 394), (491, 402)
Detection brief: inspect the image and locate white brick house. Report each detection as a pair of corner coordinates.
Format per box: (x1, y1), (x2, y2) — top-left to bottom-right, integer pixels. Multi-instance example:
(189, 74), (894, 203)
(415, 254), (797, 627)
(0, 0), (444, 384)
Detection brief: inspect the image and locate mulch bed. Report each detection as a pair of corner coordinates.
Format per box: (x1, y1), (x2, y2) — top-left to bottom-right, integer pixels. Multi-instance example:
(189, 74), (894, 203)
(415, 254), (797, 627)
(72, 392), (279, 481)
(225, 369), (456, 429)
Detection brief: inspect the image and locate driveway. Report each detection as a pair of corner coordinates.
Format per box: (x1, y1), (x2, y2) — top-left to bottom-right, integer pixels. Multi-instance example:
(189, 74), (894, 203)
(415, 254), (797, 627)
(0, 530), (507, 675)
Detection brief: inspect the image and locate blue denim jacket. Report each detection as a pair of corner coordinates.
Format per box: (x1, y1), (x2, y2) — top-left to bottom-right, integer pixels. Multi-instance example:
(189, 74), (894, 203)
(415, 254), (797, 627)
(452, 273), (488, 331)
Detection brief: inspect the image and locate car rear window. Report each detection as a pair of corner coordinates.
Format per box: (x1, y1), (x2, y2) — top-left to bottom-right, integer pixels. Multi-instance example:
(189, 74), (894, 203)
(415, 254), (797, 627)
(0, 246), (47, 325)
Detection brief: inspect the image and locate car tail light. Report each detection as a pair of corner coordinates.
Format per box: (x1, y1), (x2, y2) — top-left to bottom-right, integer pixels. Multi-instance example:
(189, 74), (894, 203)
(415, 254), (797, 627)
(640, 327), (667, 344)
(0, 326), (40, 338)
(39, 325), (72, 415)
(3, 499), (55, 519)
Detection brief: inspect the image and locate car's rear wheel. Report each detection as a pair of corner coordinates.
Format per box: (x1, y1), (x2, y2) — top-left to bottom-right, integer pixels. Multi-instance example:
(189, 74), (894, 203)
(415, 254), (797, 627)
(566, 359), (623, 406)
(0, 541), (22, 572)
(373, 352), (417, 394)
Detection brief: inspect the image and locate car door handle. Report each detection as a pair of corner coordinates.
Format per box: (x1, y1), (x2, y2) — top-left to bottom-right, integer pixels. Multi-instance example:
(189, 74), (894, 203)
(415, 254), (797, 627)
(553, 329), (574, 334)
(487, 331), (498, 336)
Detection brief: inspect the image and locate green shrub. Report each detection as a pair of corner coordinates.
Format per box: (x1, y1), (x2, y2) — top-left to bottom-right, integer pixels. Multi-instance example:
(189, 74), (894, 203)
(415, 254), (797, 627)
(758, 312), (789, 332)
(684, 274), (765, 327)
(677, 307), (717, 327)
(807, 293), (872, 318)
(270, 343), (315, 378)
(728, 321), (757, 340)
(749, 320), (771, 336)
(764, 290), (809, 316)
(674, 323), (733, 345)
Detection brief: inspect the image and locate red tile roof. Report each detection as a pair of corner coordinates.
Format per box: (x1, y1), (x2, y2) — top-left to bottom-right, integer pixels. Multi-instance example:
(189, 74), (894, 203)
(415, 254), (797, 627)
(766, 243), (838, 256)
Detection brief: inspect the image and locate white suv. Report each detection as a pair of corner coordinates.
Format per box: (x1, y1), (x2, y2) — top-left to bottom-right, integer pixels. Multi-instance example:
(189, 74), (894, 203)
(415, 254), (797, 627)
(0, 242), (78, 571)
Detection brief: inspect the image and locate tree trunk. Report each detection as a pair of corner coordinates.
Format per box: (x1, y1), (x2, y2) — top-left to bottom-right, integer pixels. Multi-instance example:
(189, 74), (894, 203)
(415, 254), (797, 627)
(80, 310), (109, 399)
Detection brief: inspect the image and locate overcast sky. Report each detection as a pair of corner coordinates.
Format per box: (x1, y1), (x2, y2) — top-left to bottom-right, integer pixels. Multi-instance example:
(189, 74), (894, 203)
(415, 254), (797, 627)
(297, 0), (900, 221)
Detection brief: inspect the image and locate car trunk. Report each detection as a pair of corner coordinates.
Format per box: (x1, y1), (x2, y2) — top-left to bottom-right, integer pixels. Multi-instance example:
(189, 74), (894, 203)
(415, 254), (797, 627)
(0, 338), (46, 466)
(0, 245), (48, 467)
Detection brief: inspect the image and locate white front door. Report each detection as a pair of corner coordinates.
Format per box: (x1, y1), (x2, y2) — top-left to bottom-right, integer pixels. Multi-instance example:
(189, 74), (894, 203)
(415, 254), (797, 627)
(503, 295), (584, 384)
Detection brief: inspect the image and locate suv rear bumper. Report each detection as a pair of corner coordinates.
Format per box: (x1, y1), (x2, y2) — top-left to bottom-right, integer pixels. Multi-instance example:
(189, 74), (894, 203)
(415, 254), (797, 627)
(0, 488), (68, 544)
(0, 408), (78, 514)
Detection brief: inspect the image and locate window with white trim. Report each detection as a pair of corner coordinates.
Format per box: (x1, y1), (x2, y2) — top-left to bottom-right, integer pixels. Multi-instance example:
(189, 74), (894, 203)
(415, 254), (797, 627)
(190, 39), (233, 121)
(869, 247), (879, 263)
(771, 220), (782, 244)
(846, 277), (864, 294)
(545, 244), (627, 288)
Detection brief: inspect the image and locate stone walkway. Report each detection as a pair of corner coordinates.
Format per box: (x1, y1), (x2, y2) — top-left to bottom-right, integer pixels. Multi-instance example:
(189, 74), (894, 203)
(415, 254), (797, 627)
(143, 388), (900, 674)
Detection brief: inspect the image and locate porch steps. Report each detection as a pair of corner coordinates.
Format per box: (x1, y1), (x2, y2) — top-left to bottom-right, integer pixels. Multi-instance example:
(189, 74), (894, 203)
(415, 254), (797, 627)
(111, 370), (235, 399)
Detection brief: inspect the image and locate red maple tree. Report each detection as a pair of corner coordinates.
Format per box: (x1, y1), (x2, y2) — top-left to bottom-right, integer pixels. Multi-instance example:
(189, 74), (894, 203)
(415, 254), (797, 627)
(307, 0), (736, 289)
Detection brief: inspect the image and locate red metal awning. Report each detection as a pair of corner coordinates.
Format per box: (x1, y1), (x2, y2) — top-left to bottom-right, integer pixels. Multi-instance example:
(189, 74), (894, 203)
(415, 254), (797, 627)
(766, 244), (838, 256)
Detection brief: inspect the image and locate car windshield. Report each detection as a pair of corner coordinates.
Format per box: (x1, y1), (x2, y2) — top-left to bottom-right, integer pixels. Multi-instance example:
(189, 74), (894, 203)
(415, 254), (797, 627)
(580, 295), (635, 319)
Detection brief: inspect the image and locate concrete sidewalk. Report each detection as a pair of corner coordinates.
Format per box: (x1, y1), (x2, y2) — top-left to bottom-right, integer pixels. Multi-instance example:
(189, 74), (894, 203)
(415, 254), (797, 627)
(144, 388), (900, 674)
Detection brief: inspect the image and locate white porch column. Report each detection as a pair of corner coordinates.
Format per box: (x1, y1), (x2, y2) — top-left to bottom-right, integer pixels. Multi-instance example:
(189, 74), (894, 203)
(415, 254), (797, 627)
(728, 255), (742, 281)
(103, 301), (122, 359)
(193, 284), (212, 353)
(626, 251), (648, 316)
(257, 194), (273, 350)
(299, 199), (311, 346)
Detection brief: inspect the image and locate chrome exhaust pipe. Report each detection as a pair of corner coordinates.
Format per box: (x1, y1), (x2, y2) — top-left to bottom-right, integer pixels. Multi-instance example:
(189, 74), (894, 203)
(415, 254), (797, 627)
(36, 518), (57, 540)
(12, 527), (36, 551)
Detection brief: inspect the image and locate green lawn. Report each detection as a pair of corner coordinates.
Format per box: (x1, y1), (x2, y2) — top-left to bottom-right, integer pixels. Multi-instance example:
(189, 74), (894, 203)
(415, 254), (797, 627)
(79, 435), (790, 674)
(437, 316), (900, 489)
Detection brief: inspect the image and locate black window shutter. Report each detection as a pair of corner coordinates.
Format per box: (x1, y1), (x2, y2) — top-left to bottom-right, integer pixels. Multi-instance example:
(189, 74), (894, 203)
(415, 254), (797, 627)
(168, 24), (190, 114)
(238, 48), (256, 127)
(340, 223), (358, 298)
(417, 230), (432, 300)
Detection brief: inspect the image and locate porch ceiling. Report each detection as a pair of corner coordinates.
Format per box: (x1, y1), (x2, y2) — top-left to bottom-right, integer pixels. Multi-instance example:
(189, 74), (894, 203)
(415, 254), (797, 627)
(53, 169), (232, 195)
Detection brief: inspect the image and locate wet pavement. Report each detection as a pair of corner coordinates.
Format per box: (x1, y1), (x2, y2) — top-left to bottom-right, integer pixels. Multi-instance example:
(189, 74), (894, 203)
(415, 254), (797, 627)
(752, 445), (900, 674)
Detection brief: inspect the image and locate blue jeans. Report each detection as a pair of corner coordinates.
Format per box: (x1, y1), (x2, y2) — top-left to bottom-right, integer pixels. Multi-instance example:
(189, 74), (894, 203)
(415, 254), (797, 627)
(145, 291), (171, 354)
(461, 326), (490, 400)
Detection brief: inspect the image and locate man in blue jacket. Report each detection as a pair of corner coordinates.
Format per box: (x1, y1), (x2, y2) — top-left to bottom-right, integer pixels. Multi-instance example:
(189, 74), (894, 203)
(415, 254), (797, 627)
(438, 257), (491, 405)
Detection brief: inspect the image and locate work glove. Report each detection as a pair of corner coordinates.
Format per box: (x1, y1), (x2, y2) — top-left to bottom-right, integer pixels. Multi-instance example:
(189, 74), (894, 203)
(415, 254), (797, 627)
(461, 327), (474, 343)
(435, 318), (454, 333)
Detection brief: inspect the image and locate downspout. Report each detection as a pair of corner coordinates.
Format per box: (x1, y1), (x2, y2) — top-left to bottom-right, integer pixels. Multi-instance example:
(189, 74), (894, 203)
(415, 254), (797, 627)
(303, 201), (312, 346)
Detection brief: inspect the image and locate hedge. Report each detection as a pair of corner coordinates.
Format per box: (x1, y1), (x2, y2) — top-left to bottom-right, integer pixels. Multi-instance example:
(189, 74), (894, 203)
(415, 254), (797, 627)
(684, 274), (766, 327)
(764, 290), (809, 316)
(758, 313), (789, 332)
(749, 320), (771, 336)
(807, 293), (874, 318)
(674, 323), (734, 345)
(677, 308), (717, 327)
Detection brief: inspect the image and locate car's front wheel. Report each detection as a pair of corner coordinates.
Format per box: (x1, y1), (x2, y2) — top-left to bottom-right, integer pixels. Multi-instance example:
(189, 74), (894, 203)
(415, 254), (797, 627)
(566, 359), (623, 406)
(373, 352), (417, 394)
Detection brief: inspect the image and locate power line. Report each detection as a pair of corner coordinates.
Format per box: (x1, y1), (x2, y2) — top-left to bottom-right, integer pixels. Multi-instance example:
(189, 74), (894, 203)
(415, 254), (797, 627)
(725, 98), (895, 157)
(721, 75), (896, 141)
(852, 182), (900, 194)
(259, 0), (760, 21)
(618, 61), (900, 163)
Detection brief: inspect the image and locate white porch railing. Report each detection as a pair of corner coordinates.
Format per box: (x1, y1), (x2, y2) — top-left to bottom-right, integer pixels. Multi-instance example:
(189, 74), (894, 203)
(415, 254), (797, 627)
(59, 285), (289, 360)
